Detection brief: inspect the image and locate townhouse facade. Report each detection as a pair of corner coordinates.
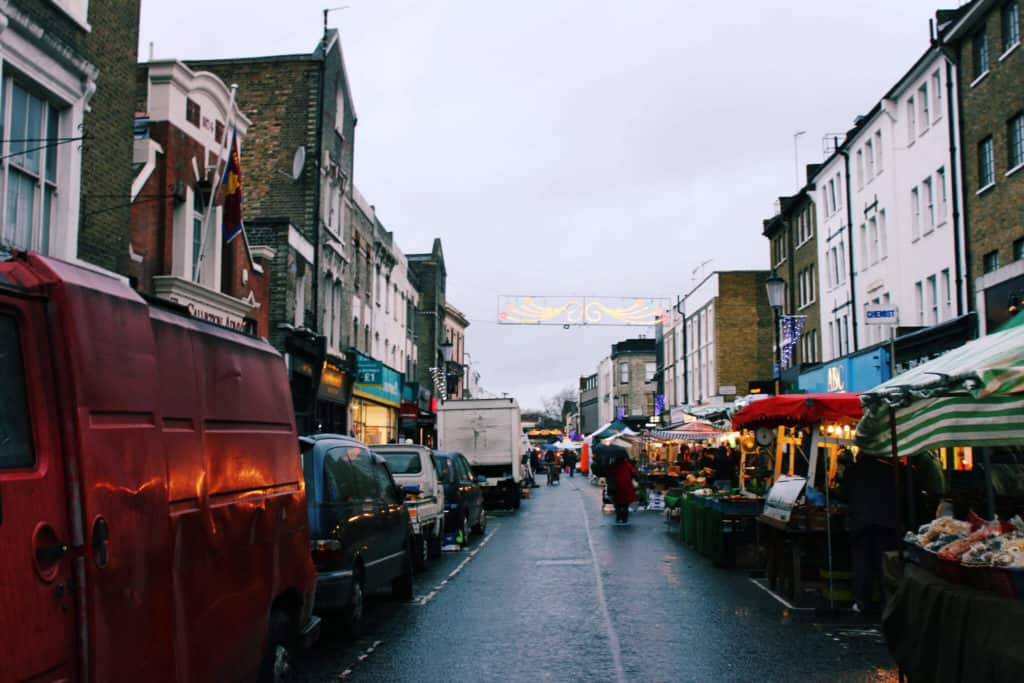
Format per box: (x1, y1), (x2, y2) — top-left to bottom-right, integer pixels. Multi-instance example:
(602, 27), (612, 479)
(579, 372), (599, 435)
(443, 302), (469, 400)
(609, 338), (657, 429)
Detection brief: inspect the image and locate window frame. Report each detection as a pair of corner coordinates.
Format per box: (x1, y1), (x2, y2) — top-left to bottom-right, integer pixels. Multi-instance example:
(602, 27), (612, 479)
(978, 136), (995, 190)
(1002, 0), (1021, 56)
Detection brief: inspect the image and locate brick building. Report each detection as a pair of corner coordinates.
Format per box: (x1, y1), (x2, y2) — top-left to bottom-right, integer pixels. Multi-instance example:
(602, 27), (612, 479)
(130, 60), (273, 337)
(186, 29), (358, 434)
(672, 271), (774, 405)
(763, 174), (822, 382)
(609, 338), (657, 430)
(1, 0), (99, 262)
(443, 302), (469, 399)
(408, 238), (448, 443)
(941, 0), (1024, 334)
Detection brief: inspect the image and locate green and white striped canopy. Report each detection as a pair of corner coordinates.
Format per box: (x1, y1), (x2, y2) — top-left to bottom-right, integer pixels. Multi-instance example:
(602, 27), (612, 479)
(856, 317), (1024, 456)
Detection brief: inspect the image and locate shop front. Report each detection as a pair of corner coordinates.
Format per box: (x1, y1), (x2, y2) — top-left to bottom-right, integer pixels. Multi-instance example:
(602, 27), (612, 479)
(284, 329), (327, 436)
(350, 353), (402, 445)
(398, 382), (434, 445)
(798, 346), (890, 394)
(316, 353), (353, 434)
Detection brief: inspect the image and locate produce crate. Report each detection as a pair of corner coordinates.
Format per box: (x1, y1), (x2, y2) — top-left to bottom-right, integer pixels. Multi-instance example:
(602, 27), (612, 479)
(707, 497), (764, 516)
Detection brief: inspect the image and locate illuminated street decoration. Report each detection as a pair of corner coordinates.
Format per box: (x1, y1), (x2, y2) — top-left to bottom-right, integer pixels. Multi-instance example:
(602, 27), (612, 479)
(497, 296), (670, 326)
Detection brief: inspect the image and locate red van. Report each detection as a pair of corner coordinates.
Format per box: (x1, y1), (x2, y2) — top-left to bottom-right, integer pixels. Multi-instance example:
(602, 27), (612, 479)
(0, 251), (318, 682)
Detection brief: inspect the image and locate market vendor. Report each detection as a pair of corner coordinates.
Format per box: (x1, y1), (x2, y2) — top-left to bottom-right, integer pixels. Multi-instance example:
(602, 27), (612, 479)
(838, 451), (900, 615)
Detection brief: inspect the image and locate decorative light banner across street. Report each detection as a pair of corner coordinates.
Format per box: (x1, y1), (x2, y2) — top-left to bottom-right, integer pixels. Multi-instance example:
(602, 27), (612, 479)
(497, 296), (671, 326)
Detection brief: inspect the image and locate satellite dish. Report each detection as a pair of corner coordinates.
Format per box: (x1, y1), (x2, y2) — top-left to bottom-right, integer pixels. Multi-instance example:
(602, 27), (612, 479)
(290, 146), (306, 180)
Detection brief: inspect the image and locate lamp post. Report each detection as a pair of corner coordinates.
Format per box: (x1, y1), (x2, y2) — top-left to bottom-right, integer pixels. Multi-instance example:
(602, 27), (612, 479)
(765, 271), (785, 395)
(438, 339), (454, 400)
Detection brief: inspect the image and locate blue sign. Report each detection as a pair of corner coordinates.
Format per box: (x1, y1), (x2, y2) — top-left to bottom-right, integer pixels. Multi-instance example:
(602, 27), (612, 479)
(353, 353), (402, 407)
(798, 347), (891, 394)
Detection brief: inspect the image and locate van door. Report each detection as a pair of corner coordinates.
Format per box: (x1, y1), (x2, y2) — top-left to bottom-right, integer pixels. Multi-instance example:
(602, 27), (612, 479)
(0, 299), (78, 680)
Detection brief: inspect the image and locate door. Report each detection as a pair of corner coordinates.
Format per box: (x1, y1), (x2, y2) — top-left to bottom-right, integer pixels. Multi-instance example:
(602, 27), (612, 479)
(0, 298), (78, 680)
(371, 457), (407, 578)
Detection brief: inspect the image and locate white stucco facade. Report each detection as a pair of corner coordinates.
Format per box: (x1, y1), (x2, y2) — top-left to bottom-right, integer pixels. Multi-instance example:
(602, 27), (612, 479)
(813, 150), (854, 363)
(596, 356), (614, 425)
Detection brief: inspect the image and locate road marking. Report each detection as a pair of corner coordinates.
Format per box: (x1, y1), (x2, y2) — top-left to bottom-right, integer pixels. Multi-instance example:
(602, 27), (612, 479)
(536, 559), (591, 566)
(748, 577), (813, 611)
(413, 527), (498, 606)
(337, 640), (383, 678)
(577, 487), (626, 683)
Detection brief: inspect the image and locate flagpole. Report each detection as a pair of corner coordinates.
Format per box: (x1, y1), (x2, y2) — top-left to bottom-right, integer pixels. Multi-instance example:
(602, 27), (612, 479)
(193, 83), (238, 283)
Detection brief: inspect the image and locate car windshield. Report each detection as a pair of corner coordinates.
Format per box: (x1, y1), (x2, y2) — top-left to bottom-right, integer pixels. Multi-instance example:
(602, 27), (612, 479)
(379, 451), (422, 475)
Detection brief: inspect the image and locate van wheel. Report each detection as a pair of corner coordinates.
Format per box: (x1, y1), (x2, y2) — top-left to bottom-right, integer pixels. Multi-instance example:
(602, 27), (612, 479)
(392, 548), (414, 601)
(258, 610), (292, 683)
(342, 573), (364, 640)
(413, 533), (428, 571)
(472, 509), (487, 535)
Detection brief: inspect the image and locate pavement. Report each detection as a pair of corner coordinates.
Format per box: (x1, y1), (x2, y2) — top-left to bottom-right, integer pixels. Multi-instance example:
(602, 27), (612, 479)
(295, 473), (898, 682)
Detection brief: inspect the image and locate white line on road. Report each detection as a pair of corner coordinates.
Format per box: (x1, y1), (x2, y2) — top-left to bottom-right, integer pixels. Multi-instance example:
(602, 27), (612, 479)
(748, 577), (813, 611)
(413, 527), (498, 606)
(576, 487), (627, 683)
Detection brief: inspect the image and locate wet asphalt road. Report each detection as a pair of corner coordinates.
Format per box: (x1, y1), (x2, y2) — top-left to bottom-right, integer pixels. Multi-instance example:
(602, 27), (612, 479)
(295, 475), (898, 682)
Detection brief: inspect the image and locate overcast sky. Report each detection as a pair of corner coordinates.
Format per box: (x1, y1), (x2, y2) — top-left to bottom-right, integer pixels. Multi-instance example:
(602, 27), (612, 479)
(139, 0), (957, 411)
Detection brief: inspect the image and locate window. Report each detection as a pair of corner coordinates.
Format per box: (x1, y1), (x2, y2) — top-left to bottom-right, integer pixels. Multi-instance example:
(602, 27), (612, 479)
(979, 137), (995, 188)
(907, 97), (917, 142)
(859, 224), (868, 269)
(644, 362), (655, 382)
(186, 98), (200, 127)
(192, 188), (204, 277)
(384, 277), (390, 314)
(915, 282), (924, 324)
(1009, 113), (1024, 170)
(937, 167), (948, 221)
(928, 275), (938, 324)
(335, 78), (346, 134)
(865, 140), (875, 180)
(1003, 1), (1021, 54)
(869, 217), (879, 265)
(875, 130), (883, 173)
(932, 70), (943, 120)
(973, 28), (990, 80)
(2, 79), (60, 253)
(856, 150), (864, 189)
(918, 83), (929, 133)
(879, 210), (888, 259)
(619, 363), (629, 384)
(323, 448), (359, 503)
(911, 187), (921, 239)
(828, 179), (837, 213)
(837, 240), (846, 283)
(0, 315), (34, 469)
(1015, 237), (1024, 260)
(941, 269), (952, 320)
(984, 249), (1000, 273)
(834, 173), (843, 210)
(923, 177), (935, 232)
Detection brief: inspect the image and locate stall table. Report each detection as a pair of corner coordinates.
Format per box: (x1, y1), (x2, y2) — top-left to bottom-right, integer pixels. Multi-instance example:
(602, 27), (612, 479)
(680, 494), (764, 567)
(756, 509), (849, 605)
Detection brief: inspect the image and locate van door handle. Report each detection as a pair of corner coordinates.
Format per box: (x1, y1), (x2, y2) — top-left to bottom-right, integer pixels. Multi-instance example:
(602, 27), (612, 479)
(92, 517), (110, 568)
(36, 542), (68, 564)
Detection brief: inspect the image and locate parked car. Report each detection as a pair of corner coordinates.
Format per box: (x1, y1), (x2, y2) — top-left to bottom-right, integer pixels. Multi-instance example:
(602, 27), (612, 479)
(299, 434), (414, 638)
(373, 444), (446, 570)
(0, 251), (318, 683)
(433, 451), (487, 544)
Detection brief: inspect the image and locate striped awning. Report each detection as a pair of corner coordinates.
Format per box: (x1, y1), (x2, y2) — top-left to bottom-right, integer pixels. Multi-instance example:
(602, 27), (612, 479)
(646, 422), (721, 441)
(856, 318), (1024, 456)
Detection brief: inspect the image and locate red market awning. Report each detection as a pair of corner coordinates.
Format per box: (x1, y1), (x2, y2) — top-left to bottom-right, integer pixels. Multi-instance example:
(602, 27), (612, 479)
(731, 393), (863, 430)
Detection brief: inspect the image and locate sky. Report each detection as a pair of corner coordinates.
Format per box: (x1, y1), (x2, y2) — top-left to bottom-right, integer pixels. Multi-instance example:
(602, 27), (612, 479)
(138, 0), (960, 411)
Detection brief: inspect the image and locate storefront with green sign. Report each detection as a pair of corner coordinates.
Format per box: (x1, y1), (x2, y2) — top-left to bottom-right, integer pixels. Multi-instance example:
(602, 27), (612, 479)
(351, 352), (402, 445)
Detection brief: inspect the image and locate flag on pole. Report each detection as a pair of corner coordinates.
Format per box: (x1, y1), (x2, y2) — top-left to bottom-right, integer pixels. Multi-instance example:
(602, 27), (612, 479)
(221, 129), (244, 243)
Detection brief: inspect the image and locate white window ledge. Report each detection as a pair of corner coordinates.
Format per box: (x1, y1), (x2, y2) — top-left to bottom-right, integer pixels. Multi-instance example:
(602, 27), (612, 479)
(976, 182), (996, 196)
(970, 71), (990, 88)
(1007, 162), (1024, 178)
(999, 42), (1020, 62)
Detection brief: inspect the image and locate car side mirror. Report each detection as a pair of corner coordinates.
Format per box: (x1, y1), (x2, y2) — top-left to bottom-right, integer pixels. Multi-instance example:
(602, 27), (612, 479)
(476, 475), (487, 484)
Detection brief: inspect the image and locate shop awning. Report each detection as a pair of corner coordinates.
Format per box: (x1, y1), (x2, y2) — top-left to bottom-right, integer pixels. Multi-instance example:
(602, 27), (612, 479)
(584, 420), (636, 442)
(645, 422), (721, 441)
(731, 393), (863, 431)
(857, 318), (1024, 456)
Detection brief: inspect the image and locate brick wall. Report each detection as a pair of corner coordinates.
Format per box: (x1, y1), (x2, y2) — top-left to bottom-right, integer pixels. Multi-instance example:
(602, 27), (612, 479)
(78, 0), (141, 273)
(956, 4), (1024, 301)
(715, 271), (773, 392)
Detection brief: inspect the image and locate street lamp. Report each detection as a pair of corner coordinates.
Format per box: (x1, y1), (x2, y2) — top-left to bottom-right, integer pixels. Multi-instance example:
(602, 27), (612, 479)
(765, 271), (785, 395)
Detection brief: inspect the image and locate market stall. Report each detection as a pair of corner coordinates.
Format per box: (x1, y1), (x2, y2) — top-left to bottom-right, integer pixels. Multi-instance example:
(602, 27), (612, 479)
(643, 422), (722, 483)
(731, 393), (864, 606)
(855, 319), (1024, 680)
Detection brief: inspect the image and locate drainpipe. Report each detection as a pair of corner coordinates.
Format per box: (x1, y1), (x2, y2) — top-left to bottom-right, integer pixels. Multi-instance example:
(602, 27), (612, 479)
(837, 147), (859, 350)
(940, 45), (967, 318)
(313, 33), (326, 338)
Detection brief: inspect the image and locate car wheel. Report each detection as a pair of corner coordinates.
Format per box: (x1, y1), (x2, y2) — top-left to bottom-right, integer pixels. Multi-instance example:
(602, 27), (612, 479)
(342, 572), (365, 640)
(460, 513), (471, 547)
(257, 609), (292, 683)
(413, 533), (428, 571)
(392, 547), (414, 601)
(472, 509), (487, 535)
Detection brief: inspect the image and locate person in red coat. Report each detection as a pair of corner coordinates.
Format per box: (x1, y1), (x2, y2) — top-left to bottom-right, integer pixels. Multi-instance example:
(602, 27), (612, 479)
(608, 456), (639, 525)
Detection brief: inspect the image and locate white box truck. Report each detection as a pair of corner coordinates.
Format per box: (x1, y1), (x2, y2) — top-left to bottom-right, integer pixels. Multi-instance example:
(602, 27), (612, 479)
(437, 397), (523, 510)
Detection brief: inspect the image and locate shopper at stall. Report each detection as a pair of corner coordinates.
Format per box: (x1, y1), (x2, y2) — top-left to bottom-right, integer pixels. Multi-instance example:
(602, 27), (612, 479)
(712, 447), (735, 491)
(838, 451), (900, 615)
(608, 454), (639, 525)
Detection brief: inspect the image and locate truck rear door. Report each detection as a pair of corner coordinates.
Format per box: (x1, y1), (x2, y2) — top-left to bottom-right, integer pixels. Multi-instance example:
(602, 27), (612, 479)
(0, 295), (78, 681)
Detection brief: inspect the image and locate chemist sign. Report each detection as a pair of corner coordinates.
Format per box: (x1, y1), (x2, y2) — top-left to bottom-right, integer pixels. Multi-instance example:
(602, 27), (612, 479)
(865, 304), (899, 326)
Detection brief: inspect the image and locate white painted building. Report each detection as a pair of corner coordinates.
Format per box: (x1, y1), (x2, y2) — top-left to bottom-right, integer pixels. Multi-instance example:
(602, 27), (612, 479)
(816, 45), (966, 361)
(0, 2), (98, 261)
(661, 305), (684, 411)
(596, 355), (614, 425)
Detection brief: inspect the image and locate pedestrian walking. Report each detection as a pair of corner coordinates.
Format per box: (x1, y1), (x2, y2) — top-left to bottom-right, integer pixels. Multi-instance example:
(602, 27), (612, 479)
(608, 454), (638, 525)
(564, 449), (578, 477)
